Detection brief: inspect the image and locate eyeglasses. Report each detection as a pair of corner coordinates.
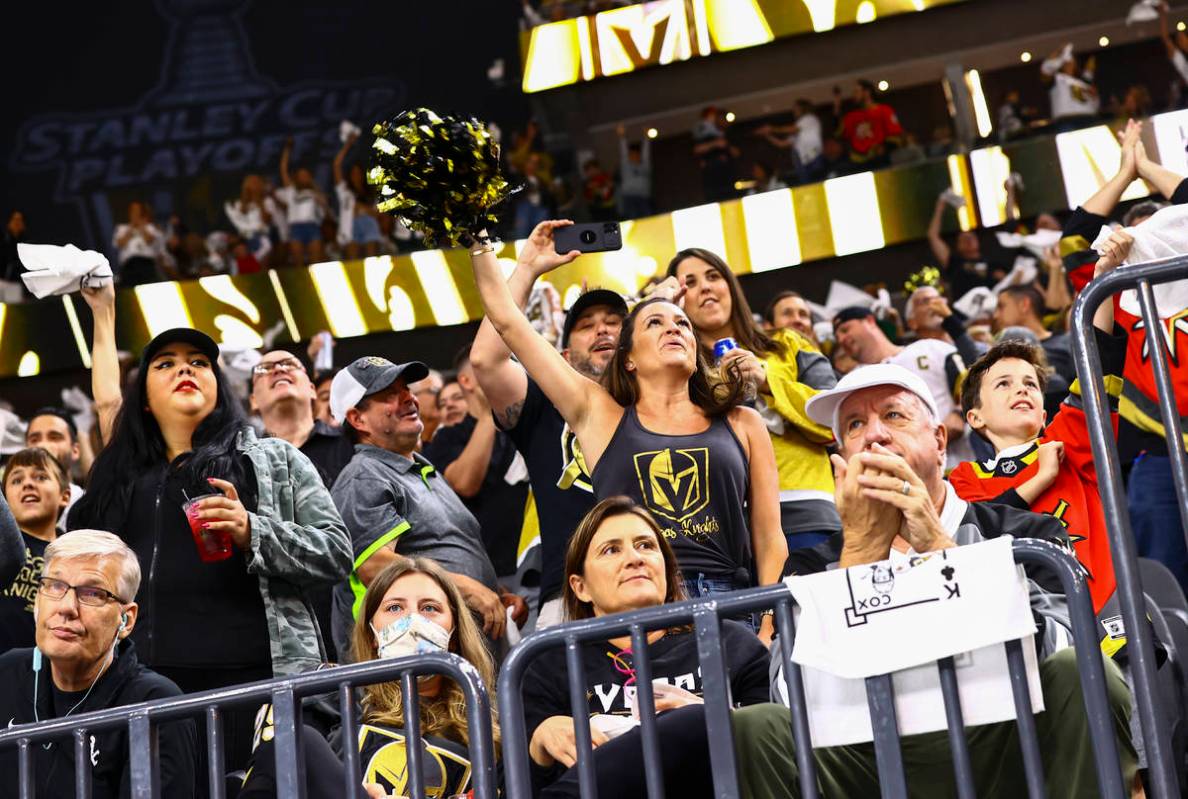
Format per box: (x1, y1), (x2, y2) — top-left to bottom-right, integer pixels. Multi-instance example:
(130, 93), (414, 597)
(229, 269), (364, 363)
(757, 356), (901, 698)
(37, 577), (125, 607)
(252, 360), (306, 378)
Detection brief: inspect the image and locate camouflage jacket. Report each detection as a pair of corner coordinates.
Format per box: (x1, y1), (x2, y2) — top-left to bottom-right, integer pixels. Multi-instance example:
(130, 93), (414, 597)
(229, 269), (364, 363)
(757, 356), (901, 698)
(237, 428), (351, 676)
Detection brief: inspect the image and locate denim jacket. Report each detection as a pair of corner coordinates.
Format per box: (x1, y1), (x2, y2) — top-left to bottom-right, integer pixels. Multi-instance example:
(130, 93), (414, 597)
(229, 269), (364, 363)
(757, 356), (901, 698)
(237, 428), (352, 676)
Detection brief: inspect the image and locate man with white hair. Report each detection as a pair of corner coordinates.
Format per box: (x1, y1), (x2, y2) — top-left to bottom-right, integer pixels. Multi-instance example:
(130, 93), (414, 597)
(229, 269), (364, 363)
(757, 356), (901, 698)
(0, 530), (197, 798)
(904, 286), (950, 343)
(728, 364), (1139, 796)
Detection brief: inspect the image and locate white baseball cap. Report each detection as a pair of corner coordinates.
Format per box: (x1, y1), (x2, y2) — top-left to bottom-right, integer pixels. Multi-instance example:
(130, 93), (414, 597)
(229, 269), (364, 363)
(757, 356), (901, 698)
(805, 363), (939, 439)
(330, 356), (429, 425)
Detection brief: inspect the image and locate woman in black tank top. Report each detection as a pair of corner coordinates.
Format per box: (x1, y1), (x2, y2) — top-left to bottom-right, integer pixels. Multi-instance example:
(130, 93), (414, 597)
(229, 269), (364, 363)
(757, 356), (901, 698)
(469, 225), (786, 644)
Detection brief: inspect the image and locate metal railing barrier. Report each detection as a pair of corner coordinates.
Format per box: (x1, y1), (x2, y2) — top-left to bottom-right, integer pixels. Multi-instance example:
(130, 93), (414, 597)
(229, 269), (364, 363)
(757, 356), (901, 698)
(0, 650), (497, 799)
(1072, 254), (1188, 799)
(498, 538), (1125, 798)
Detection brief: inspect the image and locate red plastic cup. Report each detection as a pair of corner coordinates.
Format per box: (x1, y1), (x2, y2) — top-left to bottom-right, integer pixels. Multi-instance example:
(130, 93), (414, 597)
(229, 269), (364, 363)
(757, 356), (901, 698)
(182, 494), (233, 563)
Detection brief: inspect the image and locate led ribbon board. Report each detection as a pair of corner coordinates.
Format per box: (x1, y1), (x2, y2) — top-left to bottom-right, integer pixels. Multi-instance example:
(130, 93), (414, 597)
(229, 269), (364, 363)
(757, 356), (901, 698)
(521, 0), (968, 93)
(2, 119), (1165, 379)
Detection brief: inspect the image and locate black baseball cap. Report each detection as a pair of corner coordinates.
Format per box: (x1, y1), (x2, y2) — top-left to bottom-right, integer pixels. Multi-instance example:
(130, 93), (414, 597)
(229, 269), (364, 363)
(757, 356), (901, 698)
(561, 289), (628, 348)
(330, 356), (429, 424)
(140, 328), (220, 368)
(831, 306), (875, 329)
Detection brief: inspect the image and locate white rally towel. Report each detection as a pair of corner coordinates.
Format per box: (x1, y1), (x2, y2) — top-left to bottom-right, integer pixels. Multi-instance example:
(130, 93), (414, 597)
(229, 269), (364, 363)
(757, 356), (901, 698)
(1127, 0), (1161, 24)
(1092, 204), (1188, 318)
(17, 243), (114, 299)
(784, 537), (1034, 678)
(991, 255), (1039, 295)
(995, 227), (1062, 258)
(952, 286), (996, 319)
(777, 537), (1043, 747)
(822, 280), (892, 320)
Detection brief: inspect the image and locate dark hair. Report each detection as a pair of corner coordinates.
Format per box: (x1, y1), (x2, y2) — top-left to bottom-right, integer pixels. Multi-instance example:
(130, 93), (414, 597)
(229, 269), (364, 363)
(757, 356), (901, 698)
(3, 447), (70, 496)
(1123, 201), (1162, 227)
(999, 284), (1046, 320)
(342, 396), (373, 445)
(960, 340), (1052, 433)
(562, 497), (687, 622)
(70, 353), (249, 527)
(763, 290), (804, 325)
(858, 79), (877, 95)
(601, 297), (744, 417)
(28, 407), (78, 444)
(666, 248), (785, 360)
(794, 98), (814, 113)
(452, 344), (472, 372)
(313, 368), (337, 389)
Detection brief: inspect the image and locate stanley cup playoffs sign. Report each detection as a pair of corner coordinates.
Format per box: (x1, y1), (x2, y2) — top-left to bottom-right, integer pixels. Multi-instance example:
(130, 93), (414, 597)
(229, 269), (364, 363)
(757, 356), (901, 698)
(4, 0), (516, 253)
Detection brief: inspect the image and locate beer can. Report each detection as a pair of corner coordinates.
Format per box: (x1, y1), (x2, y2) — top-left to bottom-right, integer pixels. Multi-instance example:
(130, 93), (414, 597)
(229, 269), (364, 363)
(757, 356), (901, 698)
(713, 337), (738, 360)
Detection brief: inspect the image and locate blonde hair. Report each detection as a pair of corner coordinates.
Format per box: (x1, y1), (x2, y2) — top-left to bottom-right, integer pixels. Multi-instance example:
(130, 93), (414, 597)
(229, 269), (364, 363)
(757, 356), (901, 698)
(44, 529), (141, 601)
(349, 558), (499, 746)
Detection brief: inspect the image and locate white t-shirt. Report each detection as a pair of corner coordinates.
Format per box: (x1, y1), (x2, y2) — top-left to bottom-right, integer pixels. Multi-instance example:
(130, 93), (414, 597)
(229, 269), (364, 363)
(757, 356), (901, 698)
(112, 224), (163, 264)
(276, 186), (324, 225)
(884, 339), (975, 469)
(793, 114), (823, 163)
(223, 200), (268, 238)
(1049, 72), (1099, 119)
(335, 182), (356, 245)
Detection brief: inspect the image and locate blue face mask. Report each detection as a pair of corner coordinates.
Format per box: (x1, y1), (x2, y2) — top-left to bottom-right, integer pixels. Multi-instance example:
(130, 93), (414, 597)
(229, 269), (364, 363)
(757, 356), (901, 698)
(370, 613), (451, 660)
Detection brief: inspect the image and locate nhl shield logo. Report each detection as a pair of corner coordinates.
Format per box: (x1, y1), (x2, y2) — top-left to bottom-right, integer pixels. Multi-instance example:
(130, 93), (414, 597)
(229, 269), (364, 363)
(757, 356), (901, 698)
(633, 448), (710, 523)
(1000, 459), (1018, 476)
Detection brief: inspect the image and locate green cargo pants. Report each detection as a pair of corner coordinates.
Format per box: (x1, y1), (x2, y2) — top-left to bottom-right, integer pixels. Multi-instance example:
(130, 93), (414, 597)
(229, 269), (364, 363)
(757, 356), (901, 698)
(733, 647), (1138, 798)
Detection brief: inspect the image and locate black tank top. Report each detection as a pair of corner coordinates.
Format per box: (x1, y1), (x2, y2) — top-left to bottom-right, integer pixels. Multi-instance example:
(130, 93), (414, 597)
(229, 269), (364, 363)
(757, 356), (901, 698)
(592, 407), (751, 581)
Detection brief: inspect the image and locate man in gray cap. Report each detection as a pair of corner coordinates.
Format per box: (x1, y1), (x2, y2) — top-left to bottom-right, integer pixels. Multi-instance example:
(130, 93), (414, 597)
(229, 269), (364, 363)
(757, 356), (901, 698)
(328, 356), (503, 659)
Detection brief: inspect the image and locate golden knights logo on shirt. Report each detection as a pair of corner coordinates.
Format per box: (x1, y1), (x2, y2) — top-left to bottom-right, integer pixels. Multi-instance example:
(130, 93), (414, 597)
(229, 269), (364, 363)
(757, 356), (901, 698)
(633, 447), (710, 523)
(557, 422), (593, 493)
(359, 725), (472, 799)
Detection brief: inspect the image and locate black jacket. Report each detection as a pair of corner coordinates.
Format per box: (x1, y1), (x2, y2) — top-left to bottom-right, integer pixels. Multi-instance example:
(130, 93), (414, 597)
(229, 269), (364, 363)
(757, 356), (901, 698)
(0, 640), (197, 798)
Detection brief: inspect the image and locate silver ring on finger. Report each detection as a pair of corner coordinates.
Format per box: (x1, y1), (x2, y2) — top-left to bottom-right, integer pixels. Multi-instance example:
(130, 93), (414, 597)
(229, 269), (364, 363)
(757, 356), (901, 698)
(901, 480), (911, 495)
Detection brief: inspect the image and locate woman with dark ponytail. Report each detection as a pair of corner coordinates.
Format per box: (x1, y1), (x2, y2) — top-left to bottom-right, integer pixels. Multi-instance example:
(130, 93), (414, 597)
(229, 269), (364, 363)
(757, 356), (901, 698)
(71, 282), (351, 771)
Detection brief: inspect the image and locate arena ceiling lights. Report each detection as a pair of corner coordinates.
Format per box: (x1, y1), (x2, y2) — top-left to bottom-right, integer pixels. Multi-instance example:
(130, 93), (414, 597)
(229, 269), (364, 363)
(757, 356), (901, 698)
(520, 0), (968, 93)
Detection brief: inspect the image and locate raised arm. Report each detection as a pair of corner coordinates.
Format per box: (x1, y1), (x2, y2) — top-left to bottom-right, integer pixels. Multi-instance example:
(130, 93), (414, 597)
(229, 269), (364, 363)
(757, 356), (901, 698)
(1082, 119), (1140, 217)
(470, 220), (579, 428)
(80, 283), (123, 444)
(333, 132), (357, 186)
(279, 137), (294, 187)
(1136, 138), (1185, 200)
(469, 232), (603, 436)
(0, 494), (24, 588)
(1040, 246), (1073, 316)
(927, 196), (951, 265)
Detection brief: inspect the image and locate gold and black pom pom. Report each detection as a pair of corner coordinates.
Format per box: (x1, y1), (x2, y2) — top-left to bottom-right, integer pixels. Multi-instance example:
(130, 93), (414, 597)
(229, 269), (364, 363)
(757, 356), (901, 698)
(904, 266), (942, 295)
(368, 108), (514, 248)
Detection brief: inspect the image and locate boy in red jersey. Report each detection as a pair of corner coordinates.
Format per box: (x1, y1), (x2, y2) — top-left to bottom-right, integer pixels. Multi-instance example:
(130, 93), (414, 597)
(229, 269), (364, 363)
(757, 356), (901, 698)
(950, 236), (1128, 652)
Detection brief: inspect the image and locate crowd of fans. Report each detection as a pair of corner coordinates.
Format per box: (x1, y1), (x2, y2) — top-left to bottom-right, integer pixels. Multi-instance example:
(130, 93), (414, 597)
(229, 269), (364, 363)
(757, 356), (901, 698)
(8, 5), (1188, 310)
(0, 102), (1185, 795)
